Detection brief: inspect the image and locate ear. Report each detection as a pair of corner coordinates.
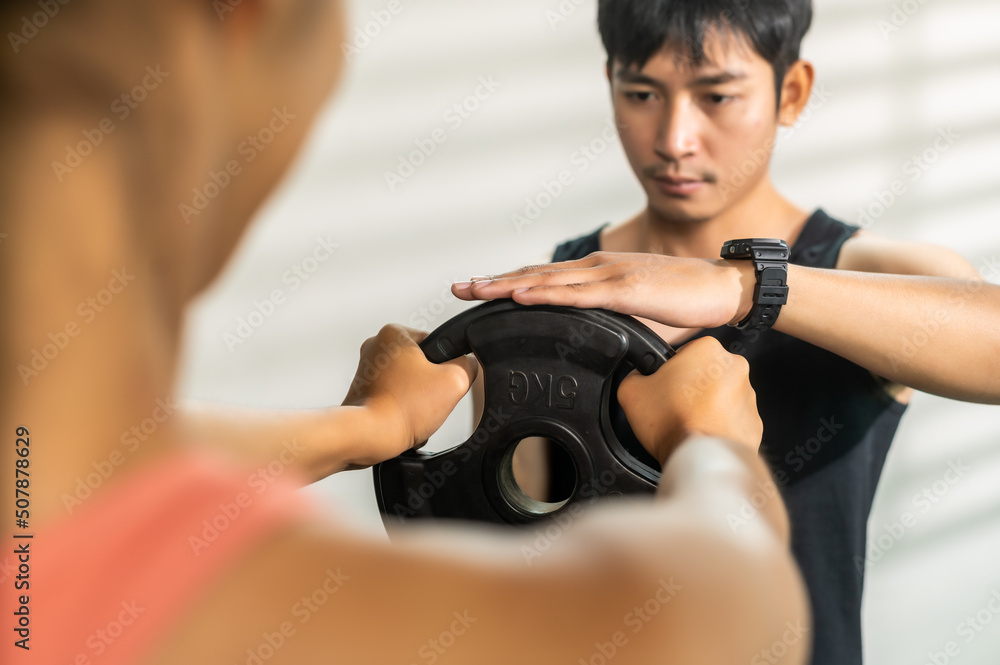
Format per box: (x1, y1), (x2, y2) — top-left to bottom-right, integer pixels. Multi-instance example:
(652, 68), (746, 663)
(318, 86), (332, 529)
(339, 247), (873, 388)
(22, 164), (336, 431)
(777, 60), (815, 126)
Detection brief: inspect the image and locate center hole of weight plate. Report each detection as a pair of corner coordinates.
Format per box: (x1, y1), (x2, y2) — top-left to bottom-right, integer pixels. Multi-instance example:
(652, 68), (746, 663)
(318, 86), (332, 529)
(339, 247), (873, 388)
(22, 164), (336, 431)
(501, 438), (577, 516)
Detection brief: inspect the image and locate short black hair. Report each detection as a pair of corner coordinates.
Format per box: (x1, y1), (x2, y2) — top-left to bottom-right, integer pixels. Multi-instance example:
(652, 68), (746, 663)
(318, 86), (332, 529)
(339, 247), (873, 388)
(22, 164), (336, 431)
(598, 0), (813, 105)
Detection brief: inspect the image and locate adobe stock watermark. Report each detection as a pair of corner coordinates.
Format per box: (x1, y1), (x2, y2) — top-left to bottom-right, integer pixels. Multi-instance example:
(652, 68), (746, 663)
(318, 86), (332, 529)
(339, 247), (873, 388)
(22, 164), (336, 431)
(340, 0), (410, 62)
(728, 415), (843, 531)
(718, 83), (834, 203)
(750, 619), (810, 665)
(781, 417), (844, 477)
(350, 280), (478, 394)
(240, 568), (350, 665)
(520, 502), (587, 565)
(520, 466), (635, 566)
(61, 396), (179, 514)
(922, 588), (1000, 665)
(384, 407), (513, 524)
(188, 439), (307, 557)
(886, 256), (997, 373)
(545, 0), (590, 31)
(726, 478), (782, 533)
(981, 256), (1000, 285)
(555, 320), (600, 363)
(0, 554), (18, 585)
(408, 279), (468, 330)
(680, 345), (742, 405)
(213, 0), (251, 20)
(856, 126), (960, 229)
(854, 459), (970, 573)
(180, 107), (297, 224)
(7, 0), (71, 54)
(512, 118), (621, 234)
(877, 0), (932, 40)
(51, 65), (170, 183)
(578, 578), (682, 665)
(679, 331), (771, 406)
(385, 76), (503, 193)
(407, 611), (478, 665)
(223, 234), (340, 353)
(17, 268), (135, 386)
(64, 599), (145, 663)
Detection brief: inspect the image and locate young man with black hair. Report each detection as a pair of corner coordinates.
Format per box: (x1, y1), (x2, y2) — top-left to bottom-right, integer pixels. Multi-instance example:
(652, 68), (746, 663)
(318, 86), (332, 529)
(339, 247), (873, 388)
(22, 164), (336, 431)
(457, 2), (1000, 664)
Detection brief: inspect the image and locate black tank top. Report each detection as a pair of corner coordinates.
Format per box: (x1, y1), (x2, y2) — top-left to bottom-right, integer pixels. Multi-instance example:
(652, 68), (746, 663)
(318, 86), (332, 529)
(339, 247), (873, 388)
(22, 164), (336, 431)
(553, 209), (906, 665)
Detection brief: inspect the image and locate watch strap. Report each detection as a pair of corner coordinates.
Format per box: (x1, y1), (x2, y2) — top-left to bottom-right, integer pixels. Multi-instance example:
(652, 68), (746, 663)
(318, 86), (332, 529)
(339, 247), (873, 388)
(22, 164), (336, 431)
(721, 239), (789, 331)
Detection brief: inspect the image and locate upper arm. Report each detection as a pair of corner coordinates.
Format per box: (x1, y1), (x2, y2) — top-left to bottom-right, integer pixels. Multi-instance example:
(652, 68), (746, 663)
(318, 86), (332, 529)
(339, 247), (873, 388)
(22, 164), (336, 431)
(837, 231), (983, 280)
(152, 504), (809, 665)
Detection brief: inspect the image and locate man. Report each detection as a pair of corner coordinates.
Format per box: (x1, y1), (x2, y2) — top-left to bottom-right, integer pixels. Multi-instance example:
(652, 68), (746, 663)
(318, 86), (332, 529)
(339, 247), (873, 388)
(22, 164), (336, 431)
(456, 2), (1000, 664)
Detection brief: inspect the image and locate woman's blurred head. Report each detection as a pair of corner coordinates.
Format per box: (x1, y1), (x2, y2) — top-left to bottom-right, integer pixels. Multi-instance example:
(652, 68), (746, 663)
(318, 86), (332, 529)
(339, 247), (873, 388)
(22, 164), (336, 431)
(0, 0), (346, 299)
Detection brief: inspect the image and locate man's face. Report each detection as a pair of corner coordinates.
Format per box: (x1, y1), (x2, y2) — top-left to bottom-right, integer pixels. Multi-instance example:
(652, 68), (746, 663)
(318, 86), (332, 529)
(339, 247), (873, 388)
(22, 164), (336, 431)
(611, 33), (781, 223)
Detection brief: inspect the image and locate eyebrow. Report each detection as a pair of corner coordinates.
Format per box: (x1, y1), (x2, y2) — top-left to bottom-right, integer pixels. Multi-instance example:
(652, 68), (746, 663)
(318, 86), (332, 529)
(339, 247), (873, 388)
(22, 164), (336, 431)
(614, 70), (663, 87)
(690, 71), (748, 86)
(614, 69), (748, 87)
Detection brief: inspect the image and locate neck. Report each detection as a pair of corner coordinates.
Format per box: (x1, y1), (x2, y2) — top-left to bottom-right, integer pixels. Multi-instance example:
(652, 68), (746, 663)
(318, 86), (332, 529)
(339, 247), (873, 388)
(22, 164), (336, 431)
(1, 116), (180, 529)
(639, 176), (808, 258)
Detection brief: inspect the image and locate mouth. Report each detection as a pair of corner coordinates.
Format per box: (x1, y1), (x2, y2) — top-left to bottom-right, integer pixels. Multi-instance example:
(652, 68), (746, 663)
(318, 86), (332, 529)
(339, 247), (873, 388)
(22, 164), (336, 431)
(651, 175), (707, 197)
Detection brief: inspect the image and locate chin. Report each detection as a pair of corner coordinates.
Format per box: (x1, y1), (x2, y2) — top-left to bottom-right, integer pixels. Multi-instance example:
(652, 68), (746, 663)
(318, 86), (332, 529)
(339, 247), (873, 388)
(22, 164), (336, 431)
(647, 194), (720, 224)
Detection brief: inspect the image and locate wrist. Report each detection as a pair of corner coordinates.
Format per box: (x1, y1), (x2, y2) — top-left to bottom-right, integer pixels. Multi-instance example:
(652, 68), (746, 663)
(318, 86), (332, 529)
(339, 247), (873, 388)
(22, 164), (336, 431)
(324, 406), (370, 471)
(720, 259), (757, 326)
(650, 424), (702, 468)
(367, 396), (414, 462)
(335, 402), (403, 470)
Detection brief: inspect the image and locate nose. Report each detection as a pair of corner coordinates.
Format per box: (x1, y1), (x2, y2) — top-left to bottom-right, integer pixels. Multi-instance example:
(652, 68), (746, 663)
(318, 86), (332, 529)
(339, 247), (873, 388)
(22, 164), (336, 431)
(654, 98), (699, 162)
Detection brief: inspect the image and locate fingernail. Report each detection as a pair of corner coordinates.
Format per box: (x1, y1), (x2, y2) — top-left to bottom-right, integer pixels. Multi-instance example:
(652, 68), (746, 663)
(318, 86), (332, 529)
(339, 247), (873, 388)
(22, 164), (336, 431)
(469, 276), (491, 282)
(471, 279), (492, 287)
(453, 281), (472, 289)
(513, 288), (528, 295)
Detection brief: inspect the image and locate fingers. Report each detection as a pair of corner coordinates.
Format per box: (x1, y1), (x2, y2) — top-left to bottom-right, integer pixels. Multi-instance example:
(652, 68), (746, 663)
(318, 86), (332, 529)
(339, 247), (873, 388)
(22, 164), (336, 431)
(510, 281), (619, 309)
(442, 354), (479, 393)
(677, 335), (727, 357)
(617, 335), (762, 460)
(379, 323), (427, 345)
(452, 253), (616, 301)
(617, 369), (643, 408)
(489, 252), (609, 280)
(451, 270), (574, 300)
(372, 324), (476, 398)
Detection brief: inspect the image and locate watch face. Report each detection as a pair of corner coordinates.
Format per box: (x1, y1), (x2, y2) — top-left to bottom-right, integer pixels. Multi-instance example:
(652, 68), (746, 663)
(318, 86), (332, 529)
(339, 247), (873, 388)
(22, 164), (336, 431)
(721, 239), (789, 261)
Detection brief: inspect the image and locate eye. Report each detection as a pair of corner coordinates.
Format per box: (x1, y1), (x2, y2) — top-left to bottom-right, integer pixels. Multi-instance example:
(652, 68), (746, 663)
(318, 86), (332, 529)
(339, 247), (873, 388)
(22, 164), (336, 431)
(624, 90), (655, 103)
(706, 93), (735, 105)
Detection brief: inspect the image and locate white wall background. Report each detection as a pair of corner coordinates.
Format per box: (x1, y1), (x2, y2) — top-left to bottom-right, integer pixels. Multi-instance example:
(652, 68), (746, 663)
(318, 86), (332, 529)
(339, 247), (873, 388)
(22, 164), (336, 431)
(177, 1), (1000, 663)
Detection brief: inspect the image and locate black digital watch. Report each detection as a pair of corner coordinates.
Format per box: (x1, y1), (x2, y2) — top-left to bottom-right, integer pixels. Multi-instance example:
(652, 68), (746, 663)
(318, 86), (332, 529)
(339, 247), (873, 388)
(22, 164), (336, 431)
(720, 238), (789, 331)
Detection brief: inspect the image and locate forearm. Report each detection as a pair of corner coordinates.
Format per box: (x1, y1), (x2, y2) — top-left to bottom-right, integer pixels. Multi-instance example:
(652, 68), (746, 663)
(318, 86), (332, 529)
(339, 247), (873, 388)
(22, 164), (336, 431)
(545, 435), (790, 570)
(178, 402), (382, 482)
(540, 436), (800, 662)
(656, 435), (790, 546)
(776, 266), (1000, 403)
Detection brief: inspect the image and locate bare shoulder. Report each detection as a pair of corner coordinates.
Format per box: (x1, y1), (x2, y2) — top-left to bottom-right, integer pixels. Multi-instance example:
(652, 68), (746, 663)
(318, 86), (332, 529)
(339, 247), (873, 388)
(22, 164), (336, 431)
(837, 230), (982, 280)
